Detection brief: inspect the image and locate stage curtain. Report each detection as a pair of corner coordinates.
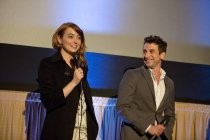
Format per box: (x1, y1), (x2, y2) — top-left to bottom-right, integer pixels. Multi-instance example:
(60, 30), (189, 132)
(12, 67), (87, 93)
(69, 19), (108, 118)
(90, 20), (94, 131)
(174, 102), (210, 140)
(0, 90), (27, 140)
(1, 90), (210, 140)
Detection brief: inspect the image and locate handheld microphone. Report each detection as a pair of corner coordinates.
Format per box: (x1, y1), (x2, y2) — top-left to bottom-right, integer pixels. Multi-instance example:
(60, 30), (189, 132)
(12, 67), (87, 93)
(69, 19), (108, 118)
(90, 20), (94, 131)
(72, 53), (83, 90)
(73, 53), (79, 68)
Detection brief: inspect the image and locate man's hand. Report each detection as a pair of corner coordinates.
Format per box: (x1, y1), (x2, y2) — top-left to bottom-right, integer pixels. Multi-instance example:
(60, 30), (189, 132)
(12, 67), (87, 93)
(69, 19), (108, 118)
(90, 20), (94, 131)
(147, 124), (165, 137)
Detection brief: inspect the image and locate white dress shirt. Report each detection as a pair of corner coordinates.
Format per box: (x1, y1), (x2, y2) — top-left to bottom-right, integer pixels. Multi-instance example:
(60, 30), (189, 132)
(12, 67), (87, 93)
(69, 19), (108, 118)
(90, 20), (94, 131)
(149, 68), (166, 110)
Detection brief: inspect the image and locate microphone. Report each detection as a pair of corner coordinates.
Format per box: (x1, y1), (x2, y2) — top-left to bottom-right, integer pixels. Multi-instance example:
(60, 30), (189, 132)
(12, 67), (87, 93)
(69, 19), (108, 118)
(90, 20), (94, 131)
(73, 53), (83, 91)
(73, 53), (79, 68)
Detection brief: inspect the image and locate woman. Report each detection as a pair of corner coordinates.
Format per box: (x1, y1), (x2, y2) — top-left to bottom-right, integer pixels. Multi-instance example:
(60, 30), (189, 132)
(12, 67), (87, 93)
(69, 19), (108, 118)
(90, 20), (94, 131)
(38, 22), (98, 140)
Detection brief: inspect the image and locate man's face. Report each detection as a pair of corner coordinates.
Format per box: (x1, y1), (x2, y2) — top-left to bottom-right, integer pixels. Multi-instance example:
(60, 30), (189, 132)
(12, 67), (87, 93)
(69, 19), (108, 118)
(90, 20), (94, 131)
(143, 43), (165, 69)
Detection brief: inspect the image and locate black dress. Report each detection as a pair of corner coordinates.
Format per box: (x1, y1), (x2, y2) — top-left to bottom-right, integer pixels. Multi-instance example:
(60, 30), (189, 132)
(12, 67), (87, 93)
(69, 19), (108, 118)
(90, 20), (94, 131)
(38, 51), (98, 140)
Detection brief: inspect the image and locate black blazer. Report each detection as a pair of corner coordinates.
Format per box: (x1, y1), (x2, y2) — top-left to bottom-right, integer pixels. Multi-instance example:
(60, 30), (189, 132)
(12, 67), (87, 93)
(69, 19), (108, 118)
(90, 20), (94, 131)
(38, 52), (98, 140)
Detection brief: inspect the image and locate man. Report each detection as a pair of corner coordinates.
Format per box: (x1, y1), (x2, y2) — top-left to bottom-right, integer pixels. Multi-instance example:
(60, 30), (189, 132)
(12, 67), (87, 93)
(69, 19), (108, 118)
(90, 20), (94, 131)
(117, 35), (175, 140)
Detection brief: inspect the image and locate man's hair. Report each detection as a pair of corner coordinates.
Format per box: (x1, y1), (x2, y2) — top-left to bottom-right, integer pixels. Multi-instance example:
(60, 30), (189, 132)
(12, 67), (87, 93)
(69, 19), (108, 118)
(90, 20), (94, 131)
(144, 35), (167, 53)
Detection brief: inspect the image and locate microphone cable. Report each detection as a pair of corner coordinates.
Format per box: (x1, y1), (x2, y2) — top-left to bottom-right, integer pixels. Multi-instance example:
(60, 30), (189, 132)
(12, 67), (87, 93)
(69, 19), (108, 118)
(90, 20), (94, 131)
(73, 54), (85, 140)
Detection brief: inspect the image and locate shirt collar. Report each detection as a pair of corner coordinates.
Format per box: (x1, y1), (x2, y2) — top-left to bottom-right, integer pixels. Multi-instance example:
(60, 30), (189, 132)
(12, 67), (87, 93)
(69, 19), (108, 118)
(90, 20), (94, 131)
(149, 68), (166, 80)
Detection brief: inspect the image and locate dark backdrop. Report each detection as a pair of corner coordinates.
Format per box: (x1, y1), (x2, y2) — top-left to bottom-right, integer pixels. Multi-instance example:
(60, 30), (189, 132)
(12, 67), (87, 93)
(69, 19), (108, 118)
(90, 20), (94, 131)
(0, 43), (210, 104)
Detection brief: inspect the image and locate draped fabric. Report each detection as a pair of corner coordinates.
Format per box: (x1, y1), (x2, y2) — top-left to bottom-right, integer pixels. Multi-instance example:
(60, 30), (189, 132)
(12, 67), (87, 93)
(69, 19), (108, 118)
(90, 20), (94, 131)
(0, 90), (27, 140)
(93, 97), (124, 140)
(0, 90), (210, 140)
(25, 92), (46, 140)
(174, 102), (210, 140)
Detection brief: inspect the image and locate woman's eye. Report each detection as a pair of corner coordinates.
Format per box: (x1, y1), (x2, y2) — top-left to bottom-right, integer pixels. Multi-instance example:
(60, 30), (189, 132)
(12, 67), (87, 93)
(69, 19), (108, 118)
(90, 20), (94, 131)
(77, 36), (81, 40)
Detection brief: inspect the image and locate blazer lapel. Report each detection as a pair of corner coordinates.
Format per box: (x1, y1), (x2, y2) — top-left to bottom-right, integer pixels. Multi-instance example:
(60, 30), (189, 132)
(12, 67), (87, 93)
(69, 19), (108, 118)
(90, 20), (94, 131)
(158, 77), (170, 109)
(140, 66), (156, 103)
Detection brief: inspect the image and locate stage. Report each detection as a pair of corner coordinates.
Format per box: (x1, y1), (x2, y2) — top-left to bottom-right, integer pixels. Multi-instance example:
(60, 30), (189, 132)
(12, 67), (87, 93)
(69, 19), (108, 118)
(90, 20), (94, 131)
(1, 90), (210, 140)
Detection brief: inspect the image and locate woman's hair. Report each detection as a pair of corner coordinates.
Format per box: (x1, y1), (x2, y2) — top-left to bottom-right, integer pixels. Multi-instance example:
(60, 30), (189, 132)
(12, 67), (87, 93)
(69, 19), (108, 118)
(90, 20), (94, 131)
(144, 35), (167, 54)
(52, 22), (87, 67)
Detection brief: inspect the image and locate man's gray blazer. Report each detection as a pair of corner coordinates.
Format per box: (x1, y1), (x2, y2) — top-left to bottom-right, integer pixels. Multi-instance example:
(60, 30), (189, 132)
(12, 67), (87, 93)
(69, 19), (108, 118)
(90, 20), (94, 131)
(117, 66), (175, 140)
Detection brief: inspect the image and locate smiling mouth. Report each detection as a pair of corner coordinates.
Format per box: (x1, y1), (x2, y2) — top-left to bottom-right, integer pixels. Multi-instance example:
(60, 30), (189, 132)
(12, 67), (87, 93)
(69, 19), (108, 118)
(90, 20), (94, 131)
(144, 59), (152, 62)
(71, 45), (78, 48)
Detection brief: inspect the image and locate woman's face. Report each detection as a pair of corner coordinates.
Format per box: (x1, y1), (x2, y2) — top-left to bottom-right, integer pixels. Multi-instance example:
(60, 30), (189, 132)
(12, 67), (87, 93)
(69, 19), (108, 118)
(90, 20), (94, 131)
(58, 27), (82, 55)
